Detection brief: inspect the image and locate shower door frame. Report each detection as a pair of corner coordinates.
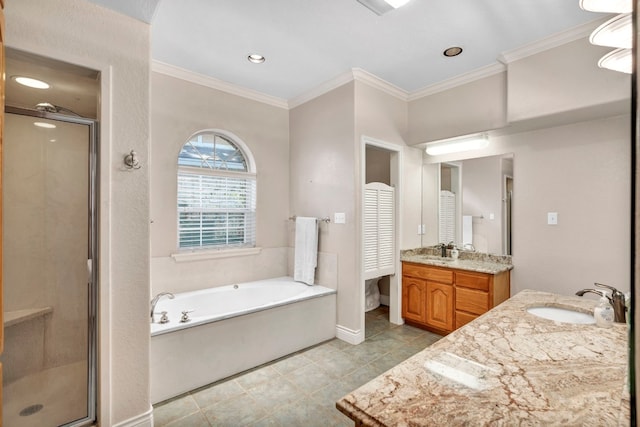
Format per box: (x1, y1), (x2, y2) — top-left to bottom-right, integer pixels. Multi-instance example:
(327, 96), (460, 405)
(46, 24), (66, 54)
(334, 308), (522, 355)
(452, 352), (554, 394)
(5, 106), (99, 427)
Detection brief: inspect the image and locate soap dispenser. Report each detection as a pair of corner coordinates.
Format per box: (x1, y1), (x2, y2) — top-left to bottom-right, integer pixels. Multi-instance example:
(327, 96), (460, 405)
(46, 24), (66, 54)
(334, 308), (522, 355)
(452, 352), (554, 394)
(594, 292), (614, 328)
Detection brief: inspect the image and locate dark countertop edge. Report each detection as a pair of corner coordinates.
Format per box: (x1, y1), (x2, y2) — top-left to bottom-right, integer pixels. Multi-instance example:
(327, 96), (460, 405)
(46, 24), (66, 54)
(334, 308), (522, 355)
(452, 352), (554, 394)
(336, 400), (384, 427)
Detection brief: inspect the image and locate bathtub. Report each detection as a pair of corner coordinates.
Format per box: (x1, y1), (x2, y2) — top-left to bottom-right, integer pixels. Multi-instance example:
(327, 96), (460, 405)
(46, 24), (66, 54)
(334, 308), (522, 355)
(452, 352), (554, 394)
(150, 276), (336, 403)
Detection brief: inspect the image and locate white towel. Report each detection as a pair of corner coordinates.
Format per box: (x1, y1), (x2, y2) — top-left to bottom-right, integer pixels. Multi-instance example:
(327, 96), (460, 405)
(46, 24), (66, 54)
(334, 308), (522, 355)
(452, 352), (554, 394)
(462, 215), (473, 245)
(294, 217), (319, 285)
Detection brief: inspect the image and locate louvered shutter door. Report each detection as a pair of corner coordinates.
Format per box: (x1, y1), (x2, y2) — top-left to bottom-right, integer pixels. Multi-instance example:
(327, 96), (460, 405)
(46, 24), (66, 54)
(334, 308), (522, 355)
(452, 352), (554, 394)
(364, 182), (395, 280)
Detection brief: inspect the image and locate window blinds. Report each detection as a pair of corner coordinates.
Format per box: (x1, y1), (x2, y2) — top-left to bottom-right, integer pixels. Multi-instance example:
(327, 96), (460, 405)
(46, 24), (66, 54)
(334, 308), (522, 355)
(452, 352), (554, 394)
(178, 170), (256, 249)
(439, 190), (456, 244)
(364, 182), (395, 280)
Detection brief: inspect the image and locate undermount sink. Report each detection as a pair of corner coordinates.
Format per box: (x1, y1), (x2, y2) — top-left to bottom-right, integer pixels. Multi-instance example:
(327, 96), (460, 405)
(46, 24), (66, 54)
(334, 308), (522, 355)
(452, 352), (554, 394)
(526, 306), (595, 324)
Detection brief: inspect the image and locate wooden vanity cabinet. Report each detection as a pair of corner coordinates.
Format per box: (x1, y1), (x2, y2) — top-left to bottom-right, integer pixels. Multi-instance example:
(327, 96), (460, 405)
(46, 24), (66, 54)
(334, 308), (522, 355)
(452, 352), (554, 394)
(402, 262), (510, 334)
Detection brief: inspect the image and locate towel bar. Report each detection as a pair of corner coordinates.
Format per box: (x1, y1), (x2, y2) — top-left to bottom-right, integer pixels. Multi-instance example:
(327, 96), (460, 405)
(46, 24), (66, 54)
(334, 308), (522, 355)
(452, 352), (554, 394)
(288, 215), (331, 223)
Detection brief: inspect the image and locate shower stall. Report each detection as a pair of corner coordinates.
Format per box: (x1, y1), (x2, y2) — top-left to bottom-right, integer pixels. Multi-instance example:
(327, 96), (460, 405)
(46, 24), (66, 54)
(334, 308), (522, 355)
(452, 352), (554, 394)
(2, 107), (98, 427)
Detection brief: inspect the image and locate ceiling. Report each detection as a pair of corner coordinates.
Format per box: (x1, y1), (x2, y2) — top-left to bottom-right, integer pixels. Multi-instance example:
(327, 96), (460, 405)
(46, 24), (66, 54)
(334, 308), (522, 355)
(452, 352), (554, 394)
(85, 0), (602, 101)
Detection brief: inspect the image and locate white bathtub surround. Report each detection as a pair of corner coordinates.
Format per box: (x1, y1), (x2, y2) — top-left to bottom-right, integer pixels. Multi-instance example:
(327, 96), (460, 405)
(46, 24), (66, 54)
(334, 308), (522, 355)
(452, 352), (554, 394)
(293, 216), (319, 285)
(151, 247), (288, 295)
(150, 277), (336, 403)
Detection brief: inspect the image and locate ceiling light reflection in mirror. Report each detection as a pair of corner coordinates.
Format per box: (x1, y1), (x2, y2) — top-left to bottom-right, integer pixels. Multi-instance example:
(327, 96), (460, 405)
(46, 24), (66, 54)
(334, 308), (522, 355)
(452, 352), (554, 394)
(425, 134), (489, 156)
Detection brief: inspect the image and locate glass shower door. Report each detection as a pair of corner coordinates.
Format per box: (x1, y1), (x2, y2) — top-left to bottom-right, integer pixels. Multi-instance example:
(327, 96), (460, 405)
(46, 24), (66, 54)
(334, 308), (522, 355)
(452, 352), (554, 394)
(2, 110), (97, 427)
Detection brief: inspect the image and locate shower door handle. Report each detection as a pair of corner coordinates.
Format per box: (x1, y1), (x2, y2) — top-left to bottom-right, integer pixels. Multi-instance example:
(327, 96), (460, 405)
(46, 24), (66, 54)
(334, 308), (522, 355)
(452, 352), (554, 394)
(87, 259), (93, 284)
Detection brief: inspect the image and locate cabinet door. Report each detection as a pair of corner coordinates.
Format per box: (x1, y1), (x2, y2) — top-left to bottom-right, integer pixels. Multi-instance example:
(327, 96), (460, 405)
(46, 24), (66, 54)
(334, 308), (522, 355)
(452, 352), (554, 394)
(402, 276), (426, 324)
(425, 282), (454, 332)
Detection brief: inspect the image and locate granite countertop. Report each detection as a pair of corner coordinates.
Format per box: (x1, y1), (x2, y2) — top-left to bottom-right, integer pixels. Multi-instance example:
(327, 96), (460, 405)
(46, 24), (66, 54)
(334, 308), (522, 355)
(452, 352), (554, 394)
(401, 254), (512, 274)
(336, 290), (630, 426)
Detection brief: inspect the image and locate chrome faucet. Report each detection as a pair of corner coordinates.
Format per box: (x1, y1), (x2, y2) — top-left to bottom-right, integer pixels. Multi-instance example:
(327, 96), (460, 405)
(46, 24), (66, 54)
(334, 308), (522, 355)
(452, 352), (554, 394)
(150, 292), (174, 323)
(576, 283), (626, 323)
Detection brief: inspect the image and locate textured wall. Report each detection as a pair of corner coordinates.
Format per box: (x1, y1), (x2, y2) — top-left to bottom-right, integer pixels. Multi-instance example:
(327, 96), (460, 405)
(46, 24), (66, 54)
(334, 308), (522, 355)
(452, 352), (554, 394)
(5, 0), (151, 425)
(150, 71), (290, 294)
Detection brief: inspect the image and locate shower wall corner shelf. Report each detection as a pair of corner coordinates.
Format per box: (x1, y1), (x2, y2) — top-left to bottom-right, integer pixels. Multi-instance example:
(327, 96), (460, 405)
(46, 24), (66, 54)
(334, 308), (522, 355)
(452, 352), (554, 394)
(4, 307), (53, 327)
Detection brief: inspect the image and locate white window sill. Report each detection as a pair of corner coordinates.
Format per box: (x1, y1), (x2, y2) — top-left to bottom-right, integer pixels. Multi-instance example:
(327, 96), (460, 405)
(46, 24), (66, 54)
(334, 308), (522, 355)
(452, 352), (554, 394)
(171, 247), (262, 263)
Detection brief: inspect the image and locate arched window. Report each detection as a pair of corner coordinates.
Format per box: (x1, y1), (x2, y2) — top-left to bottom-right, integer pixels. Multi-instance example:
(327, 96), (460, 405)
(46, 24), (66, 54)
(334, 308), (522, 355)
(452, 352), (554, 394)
(177, 131), (256, 250)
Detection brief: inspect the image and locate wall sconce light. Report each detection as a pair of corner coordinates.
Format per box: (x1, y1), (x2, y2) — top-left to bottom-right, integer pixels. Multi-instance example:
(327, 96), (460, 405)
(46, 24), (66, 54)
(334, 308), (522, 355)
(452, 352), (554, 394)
(589, 14), (632, 49)
(579, 0), (631, 13)
(598, 48), (632, 74)
(580, 0), (632, 74)
(425, 133), (489, 156)
(123, 149), (141, 170)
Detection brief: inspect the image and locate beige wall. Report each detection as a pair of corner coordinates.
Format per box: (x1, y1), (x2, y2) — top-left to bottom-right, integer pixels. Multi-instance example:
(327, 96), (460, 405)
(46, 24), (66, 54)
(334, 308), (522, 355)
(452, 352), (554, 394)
(509, 115), (630, 295)
(507, 38), (630, 122)
(408, 71), (507, 144)
(290, 82), (358, 331)
(6, 0), (151, 425)
(150, 72), (290, 294)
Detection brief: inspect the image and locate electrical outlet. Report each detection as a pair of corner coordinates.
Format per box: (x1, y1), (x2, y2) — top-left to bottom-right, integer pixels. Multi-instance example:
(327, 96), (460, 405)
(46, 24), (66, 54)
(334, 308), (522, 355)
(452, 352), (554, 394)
(334, 212), (346, 224)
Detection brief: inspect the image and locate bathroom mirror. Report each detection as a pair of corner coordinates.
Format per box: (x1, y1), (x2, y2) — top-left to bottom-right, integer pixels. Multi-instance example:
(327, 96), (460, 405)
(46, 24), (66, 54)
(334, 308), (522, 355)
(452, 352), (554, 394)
(421, 153), (514, 255)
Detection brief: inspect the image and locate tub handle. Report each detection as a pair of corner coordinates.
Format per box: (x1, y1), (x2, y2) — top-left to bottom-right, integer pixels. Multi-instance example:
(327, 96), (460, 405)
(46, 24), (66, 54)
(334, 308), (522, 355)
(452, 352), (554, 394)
(159, 311), (169, 324)
(180, 310), (194, 323)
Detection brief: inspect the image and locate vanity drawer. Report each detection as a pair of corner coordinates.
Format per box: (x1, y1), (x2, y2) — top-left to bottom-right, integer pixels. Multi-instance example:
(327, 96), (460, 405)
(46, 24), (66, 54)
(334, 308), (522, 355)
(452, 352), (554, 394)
(403, 263), (453, 284)
(455, 311), (478, 329)
(455, 271), (490, 291)
(455, 287), (489, 315)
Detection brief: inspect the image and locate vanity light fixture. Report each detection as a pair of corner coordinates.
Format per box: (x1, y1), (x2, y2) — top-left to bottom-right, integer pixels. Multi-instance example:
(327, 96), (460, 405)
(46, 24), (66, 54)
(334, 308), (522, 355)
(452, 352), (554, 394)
(247, 54), (265, 64)
(425, 133), (489, 156)
(598, 48), (632, 74)
(13, 76), (50, 89)
(589, 14), (632, 49)
(579, 0), (631, 13)
(33, 122), (56, 129)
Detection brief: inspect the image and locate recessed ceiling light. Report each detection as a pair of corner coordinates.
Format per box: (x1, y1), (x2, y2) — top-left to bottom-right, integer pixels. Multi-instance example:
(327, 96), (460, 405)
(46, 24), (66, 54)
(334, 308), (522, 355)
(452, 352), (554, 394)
(33, 122), (56, 129)
(443, 47), (463, 57)
(247, 54), (265, 64)
(13, 76), (50, 89)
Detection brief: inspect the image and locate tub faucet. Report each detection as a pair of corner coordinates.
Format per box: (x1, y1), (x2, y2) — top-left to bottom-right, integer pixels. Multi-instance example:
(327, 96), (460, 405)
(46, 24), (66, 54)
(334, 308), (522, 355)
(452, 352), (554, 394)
(576, 283), (626, 323)
(151, 292), (174, 323)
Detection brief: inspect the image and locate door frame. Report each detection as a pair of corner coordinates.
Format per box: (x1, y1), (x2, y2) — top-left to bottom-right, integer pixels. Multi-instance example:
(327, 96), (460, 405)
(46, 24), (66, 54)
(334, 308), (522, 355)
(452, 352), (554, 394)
(360, 136), (404, 330)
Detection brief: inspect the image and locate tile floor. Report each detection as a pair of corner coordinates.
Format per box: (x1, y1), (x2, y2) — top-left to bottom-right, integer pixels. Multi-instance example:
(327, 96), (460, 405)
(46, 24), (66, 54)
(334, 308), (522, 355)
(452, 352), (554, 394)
(153, 305), (442, 427)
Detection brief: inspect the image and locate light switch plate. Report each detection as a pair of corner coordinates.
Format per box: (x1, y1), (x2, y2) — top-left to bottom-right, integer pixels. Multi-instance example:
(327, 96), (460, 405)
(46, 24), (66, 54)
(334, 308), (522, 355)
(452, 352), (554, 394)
(547, 212), (558, 225)
(334, 212), (346, 224)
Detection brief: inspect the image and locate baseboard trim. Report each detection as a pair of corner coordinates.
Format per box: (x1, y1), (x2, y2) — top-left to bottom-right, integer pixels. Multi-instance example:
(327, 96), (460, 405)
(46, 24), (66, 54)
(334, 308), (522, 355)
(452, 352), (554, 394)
(112, 406), (154, 427)
(336, 324), (364, 345)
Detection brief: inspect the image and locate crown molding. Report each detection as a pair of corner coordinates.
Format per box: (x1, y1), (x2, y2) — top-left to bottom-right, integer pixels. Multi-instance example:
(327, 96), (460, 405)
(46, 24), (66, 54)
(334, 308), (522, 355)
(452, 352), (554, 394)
(287, 70), (356, 109)
(352, 68), (409, 101)
(288, 68), (408, 109)
(498, 16), (610, 64)
(151, 60), (289, 109)
(408, 62), (506, 101)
